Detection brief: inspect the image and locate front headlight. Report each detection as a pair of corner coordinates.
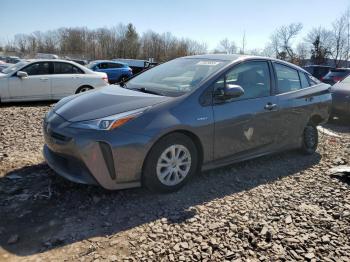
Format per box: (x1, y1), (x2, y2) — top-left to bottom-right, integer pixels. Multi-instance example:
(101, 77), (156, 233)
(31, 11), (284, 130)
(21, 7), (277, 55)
(69, 106), (150, 131)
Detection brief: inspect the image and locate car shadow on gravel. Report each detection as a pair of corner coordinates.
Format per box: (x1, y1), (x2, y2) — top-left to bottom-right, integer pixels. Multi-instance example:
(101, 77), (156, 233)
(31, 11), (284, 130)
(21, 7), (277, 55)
(0, 150), (321, 257)
(324, 119), (350, 134)
(330, 173), (350, 185)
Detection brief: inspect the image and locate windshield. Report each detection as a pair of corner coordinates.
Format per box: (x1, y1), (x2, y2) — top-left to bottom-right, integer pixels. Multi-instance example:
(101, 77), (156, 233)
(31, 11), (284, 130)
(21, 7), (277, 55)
(2, 61), (27, 74)
(127, 58), (229, 96)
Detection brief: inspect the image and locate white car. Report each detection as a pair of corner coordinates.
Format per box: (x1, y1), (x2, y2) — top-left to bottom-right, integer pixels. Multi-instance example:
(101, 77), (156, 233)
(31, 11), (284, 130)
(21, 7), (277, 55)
(0, 59), (109, 102)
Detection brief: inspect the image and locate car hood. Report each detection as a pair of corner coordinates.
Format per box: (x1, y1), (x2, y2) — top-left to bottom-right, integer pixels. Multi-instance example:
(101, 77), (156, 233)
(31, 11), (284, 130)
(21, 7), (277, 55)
(54, 85), (170, 122)
(331, 82), (350, 94)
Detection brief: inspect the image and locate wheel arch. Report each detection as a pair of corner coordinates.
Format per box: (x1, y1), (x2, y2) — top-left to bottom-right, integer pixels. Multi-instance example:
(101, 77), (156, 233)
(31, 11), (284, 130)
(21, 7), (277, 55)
(141, 129), (204, 177)
(308, 114), (325, 126)
(75, 85), (94, 94)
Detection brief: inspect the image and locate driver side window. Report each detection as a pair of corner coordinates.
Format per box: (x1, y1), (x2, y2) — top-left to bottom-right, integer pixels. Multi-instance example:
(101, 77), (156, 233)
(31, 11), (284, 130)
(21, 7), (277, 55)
(22, 62), (50, 76)
(214, 61), (271, 100)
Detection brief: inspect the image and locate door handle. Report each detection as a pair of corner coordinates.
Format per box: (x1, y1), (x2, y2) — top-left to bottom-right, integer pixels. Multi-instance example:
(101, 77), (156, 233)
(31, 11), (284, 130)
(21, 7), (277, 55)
(264, 103), (277, 111)
(305, 96), (314, 102)
(40, 78), (49, 81)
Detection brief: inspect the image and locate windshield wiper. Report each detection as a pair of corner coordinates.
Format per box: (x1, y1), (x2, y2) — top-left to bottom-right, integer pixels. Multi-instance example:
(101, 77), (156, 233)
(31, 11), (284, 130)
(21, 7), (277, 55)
(129, 87), (164, 96)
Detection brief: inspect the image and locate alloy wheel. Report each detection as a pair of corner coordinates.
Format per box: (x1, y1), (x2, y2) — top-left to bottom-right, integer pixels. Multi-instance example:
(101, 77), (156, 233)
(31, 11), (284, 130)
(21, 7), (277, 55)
(156, 144), (192, 186)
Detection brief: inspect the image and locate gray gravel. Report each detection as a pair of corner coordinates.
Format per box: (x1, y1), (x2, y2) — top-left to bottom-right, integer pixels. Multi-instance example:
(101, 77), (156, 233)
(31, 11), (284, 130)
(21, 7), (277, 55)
(0, 103), (349, 262)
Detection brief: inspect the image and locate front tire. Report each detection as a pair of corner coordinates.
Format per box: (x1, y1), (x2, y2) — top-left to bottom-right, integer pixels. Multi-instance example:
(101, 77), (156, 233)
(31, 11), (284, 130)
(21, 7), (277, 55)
(143, 133), (198, 193)
(301, 124), (318, 155)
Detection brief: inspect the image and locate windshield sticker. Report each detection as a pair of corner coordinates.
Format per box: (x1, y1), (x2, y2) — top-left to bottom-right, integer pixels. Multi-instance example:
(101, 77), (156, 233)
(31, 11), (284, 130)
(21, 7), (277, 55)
(196, 61), (221, 66)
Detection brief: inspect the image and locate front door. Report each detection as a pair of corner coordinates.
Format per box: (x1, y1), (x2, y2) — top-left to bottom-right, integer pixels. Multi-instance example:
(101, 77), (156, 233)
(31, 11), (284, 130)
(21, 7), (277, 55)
(213, 60), (279, 161)
(9, 62), (51, 101)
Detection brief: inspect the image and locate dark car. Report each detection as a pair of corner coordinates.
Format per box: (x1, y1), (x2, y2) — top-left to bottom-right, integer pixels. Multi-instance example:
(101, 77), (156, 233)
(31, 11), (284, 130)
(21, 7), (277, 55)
(322, 68), (350, 85)
(87, 60), (132, 84)
(331, 75), (350, 119)
(70, 59), (88, 66)
(5, 56), (21, 64)
(43, 54), (331, 193)
(303, 65), (334, 80)
(0, 62), (11, 72)
(113, 59), (153, 74)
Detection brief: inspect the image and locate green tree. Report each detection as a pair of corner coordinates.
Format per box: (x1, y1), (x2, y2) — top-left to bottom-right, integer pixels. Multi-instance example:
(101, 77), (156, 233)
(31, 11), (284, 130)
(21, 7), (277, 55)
(310, 36), (329, 65)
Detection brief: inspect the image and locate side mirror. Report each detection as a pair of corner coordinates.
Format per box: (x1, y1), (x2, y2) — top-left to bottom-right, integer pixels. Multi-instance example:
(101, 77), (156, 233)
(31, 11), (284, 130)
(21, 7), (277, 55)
(17, 71), (28, 78)
(215, 84), (244, 100)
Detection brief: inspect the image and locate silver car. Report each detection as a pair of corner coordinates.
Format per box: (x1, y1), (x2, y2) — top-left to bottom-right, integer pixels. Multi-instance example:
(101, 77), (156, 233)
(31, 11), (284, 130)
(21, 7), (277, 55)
(43, 54), (331, 192)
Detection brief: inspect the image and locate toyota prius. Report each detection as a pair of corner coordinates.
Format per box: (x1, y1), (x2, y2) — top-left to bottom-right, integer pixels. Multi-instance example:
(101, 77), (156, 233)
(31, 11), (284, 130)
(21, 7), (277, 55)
(43, 54), (331, 192)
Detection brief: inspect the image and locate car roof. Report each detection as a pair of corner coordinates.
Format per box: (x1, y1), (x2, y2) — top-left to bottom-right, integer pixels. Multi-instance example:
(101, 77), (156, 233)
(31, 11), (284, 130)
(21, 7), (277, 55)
(184, 54), (247, 61)
(23, 59), (81, 63)
(183, 54), (308, 73)
(304, 65), (333, 68)
(90, 60), (128, 65)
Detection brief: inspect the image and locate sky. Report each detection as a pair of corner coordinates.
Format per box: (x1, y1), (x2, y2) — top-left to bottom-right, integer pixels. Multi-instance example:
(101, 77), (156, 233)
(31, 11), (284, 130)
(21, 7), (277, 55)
(0, 0), (349, 51)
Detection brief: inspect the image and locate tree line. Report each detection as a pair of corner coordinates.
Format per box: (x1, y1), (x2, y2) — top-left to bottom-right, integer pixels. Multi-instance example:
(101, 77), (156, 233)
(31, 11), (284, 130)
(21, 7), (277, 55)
(1, 7), (349, 66)
(1, 23), (207, 62)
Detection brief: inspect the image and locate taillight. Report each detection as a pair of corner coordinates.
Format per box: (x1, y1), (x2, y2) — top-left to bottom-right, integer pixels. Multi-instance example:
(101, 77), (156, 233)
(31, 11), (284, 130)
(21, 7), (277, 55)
(333, 76), (343, 83)
(102, 76), (108, 83)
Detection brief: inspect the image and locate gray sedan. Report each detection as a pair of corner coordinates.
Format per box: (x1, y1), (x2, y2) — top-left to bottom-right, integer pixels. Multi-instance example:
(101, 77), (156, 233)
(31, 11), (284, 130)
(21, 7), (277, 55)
(43, 54), (331, 192)
(331, 75), (350, 119)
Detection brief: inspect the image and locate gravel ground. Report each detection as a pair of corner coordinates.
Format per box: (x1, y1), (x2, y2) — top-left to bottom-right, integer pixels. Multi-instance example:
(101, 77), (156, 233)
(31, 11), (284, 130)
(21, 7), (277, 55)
(0, 103), (349, 262)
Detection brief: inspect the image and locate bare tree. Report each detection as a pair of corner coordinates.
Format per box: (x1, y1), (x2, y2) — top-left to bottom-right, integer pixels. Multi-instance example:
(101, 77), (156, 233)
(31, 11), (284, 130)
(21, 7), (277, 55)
(218, 38), (237, 54)
(330, 14), (348, 67)
(269, 23), (303, 62)
(240, 31), (246, 54)
(296, 42), (309, 66)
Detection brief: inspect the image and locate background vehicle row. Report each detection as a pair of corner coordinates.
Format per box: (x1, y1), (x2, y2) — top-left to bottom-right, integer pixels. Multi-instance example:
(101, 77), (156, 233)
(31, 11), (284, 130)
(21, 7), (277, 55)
(0, 59), (108, 102)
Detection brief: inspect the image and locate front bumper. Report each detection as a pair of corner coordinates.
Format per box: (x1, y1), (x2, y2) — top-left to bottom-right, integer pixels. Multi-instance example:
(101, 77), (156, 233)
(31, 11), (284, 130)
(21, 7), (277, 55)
(43, 112), (153, 190)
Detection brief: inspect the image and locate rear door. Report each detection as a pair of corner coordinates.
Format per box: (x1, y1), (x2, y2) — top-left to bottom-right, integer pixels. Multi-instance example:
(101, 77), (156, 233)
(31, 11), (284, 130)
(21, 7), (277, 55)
(51, 62), (84, 99)
(272, 63), (315, 146)
(8, 62), (51, 101)
(213, 60), (280, 161)
(94, 62), (111, 81)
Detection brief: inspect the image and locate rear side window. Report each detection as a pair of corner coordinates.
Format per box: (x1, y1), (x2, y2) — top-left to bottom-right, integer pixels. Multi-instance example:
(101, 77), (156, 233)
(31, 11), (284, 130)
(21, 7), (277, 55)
(299, 72), (310, 88)
(274, 63), (301, 93)
(108, 63), (124, 68)
(98, 63), (109, 69)
(54, 63), (83, 74)
(22, 62), (50, 76)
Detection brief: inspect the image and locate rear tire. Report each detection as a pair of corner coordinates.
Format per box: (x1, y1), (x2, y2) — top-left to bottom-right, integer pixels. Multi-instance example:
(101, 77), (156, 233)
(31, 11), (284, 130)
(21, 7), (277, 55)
(143, 133), (198, 193)
(301, 124), (318, 155)
(118, 76), (128, 83)
(76, 85), (93, 93)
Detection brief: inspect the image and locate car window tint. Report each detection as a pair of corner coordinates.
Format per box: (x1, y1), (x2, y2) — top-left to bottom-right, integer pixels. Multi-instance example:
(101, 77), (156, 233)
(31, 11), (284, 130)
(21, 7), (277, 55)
(275, 63), (301, 93)
(214, 61), (271, 100)
(54, 63), (83, 74)
(98, 63), (108, 69)
(299, 72), (310, 88)
(22, 62), (50, 76)
(108, 63), (123, 68)
(307, 74), (321, 85)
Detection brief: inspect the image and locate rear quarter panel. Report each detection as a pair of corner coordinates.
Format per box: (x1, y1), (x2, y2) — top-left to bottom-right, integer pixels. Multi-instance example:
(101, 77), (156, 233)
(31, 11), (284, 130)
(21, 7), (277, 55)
(277, 83), (331, 143)
(81, 74), (108, 89)
(0, 77), (9, 100)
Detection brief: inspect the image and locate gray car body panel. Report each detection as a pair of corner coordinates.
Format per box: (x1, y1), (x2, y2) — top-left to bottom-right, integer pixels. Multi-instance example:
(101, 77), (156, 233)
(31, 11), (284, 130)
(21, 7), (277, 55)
(43, 55), (332, 190)
(331, 82), (350, 117)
